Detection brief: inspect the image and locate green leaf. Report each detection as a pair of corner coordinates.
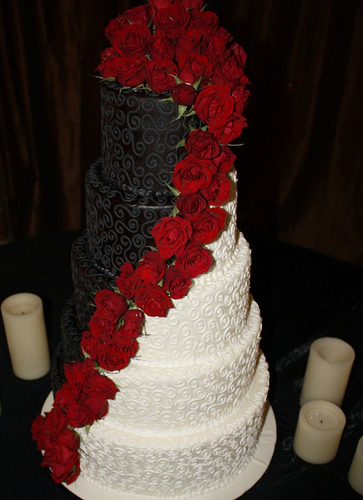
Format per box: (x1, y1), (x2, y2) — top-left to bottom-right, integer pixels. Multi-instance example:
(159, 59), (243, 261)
(165, 182), (181, 197)
(170, 205), (180, 217)
(176, 138), (186, 149)
(192, 76), (203, 91)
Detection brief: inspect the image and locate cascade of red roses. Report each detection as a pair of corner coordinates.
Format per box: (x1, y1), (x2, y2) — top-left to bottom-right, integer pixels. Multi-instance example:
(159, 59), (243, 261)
(32, 0), (250, 485)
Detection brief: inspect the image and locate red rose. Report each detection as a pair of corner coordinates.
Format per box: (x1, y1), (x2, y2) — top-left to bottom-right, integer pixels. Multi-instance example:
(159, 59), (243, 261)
(193, 85), (235, 129)
(135, 282), (174, 317)
(116, 262), (140, 300)
(145, 59), (178, 93)
(54, 359), (118, 427)
(182, 0), (203, 9)
(151, 216), (192, 259)
(121, 309), (145, 337)
(31, 406), (67, 451)
(209, 112), (247, 144)
(58, 365), (118, 425)
(94, 289), (127, 324)
(175, 30), (202, 62)
(97, 52), (123, 79)
(96, 47), (114, 77)
(31, 415), (48, 450)
(54, 381), (77, 414)
(97, 336), (139, 372)
(178, 52), (213, 85)
(163, 266), (191, 299)
(230, 41), (247, 68)
(42, 428), (80, 484)
(66, 400), (97, 428)
(191, 207), (227, 244)
(83, 371), (118, 416)
(172, 156), (216, 194)
(89, 314), (115, 342)
(212, 146), (236, 173)
(175, 192), (207, 221)
(200, 173), (231, 205)
(202, 26), (233, 61)
(149, 32), (176, 60)
(116, 56), (146, 87)
(232, 79), (250, 115)
(175, 243), (212, 278)
(185, 129), (221, 159)
(63, 359), (98, 393)
(136, 250), (166, 284)
(153, 5), (191, 39)
(112, 24), (150, 59)
(149, 0), (176, 12)
(170, 83), (198, 106)
(81, 329), (99, 360)
(124, 5), (151, 25)
(105, 16), (127, 44)
(210, 55), (244, 89)
(189, 9), (219, 37)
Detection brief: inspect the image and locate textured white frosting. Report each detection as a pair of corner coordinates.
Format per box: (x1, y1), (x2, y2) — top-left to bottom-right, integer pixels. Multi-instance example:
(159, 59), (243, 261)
(75, 169), (269, 497)
(106, 299), (261, 433)
(78, 353), (268, 498)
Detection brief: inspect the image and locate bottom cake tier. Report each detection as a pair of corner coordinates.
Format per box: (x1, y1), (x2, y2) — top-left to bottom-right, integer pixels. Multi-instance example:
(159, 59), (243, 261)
(72, 353), (269, 499)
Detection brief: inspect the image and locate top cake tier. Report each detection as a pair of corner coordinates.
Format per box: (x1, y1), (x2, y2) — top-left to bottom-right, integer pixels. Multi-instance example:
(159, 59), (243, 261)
(101, 83), (188, 193)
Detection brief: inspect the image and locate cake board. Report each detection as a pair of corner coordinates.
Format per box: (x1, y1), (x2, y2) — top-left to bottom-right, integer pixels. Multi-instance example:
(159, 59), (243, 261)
(42, 393), (276, 500)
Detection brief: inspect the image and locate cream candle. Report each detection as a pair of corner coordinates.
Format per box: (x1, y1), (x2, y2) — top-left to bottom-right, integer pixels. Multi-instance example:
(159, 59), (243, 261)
(348, 436), (363, 495)
(293, 400), (346, 464)
(1, 293), (50, 380)
(300, 337), (355, 407)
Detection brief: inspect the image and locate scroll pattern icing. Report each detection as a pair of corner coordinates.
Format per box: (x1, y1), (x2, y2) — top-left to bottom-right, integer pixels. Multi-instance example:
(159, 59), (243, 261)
(105, 300), (261, 433)
(101, 84), (188, 191)
(86, 161), (174, 275)
(138, 233), (251, 363)
(77, 355), (269, 498)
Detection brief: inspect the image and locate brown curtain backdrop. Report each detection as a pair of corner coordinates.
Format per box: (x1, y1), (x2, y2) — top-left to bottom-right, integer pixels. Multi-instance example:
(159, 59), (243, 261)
(1, 0), (362, 265)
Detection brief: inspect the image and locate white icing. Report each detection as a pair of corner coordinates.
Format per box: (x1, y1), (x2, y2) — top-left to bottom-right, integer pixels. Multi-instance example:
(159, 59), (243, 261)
(106, 300), (261, 433)
(77, 354), (269, 498)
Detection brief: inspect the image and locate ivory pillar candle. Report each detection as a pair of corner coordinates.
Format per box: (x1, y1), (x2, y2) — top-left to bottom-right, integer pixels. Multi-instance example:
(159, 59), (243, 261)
(300, 337), (355, 407)
(293, 400), (346, 464)
(348, 437), (363, 495)
(1, 293), (50, 380)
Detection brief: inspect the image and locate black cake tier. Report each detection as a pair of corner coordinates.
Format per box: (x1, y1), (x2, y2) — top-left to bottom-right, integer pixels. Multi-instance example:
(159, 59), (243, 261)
(101, 83), (187, 191)
(52, 83), (191, 390)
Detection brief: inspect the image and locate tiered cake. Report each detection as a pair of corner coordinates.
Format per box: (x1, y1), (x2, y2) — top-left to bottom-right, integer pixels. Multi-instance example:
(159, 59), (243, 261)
(34, 1), (275, 498)
(51, 85), (185, 384)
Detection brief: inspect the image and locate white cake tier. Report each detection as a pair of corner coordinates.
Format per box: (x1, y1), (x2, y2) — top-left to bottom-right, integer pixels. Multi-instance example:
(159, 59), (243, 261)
(106, 299), (261, 433)
(139, 229), (251, 364)
(77, 352), (269, 498)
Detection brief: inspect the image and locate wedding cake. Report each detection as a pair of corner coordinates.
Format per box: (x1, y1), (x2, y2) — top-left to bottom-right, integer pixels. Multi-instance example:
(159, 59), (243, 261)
(33, 1), (275, 498)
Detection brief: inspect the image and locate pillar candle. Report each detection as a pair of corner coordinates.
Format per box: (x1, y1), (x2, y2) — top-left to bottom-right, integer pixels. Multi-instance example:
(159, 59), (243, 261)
(293, 400), (346, 464)
(1, 293), (50, 380)
(300, 337), (355, 407)
(348, 437), (363, 495)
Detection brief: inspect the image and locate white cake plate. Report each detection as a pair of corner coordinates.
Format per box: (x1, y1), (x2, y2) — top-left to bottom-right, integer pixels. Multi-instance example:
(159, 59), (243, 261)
(42, 393), (276, 500)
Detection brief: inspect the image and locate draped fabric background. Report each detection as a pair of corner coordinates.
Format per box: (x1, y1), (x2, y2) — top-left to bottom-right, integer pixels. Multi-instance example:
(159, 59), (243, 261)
(1, 0), (362, 265)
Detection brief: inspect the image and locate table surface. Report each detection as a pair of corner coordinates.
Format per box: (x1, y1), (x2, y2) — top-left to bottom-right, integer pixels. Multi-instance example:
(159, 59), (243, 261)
(0, 231), (362, 500)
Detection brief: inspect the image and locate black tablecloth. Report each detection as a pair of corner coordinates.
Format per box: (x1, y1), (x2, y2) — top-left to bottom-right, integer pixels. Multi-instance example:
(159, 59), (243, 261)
(0, 231), (362, 499)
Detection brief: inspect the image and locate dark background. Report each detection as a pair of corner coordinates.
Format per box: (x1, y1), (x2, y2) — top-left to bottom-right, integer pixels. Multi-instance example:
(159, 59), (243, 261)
(1, 0), (363, 265)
